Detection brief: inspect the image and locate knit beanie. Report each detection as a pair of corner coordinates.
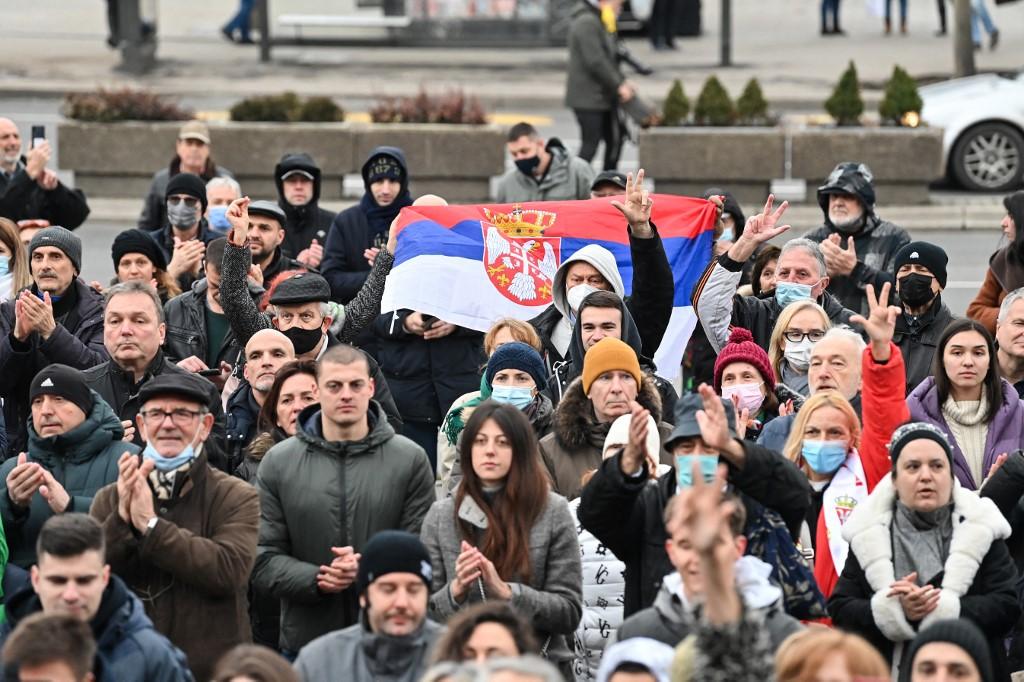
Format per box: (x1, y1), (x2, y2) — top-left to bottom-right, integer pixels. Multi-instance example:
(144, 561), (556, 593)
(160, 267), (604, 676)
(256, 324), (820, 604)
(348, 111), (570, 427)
(900, 619), (993, 682)
(484, 342), (548, 390)
(29, 364), (93, 417)
(894, 241), (948, 289)
(357, 530), (433, 594)
(888, 421), (954, 471)
(582, 337), (642, 394)
(165, 172), (208, 213)
(29, 227), (82, 275)
(365, 153), (404, 184)
(713, 327), (775, 392)
(111, 229), (167, 272)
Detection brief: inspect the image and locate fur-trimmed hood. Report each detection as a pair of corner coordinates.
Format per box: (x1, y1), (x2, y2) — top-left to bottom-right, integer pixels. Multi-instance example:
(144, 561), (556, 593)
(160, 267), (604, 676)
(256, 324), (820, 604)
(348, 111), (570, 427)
(553, 374), (663, 451)
(842, 475), (1011, 642)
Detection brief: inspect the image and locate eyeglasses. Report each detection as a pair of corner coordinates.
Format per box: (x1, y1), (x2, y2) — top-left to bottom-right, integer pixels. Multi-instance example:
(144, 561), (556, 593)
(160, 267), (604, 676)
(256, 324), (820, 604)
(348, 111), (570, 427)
(784, 330), (826, 343)
(140, 408), (204, 426)
(167, 196), (200, 208)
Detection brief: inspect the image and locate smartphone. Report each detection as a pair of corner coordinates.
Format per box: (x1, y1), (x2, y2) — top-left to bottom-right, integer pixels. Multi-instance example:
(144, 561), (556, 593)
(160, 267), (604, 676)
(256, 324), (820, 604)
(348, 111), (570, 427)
(420, 314), (438, 329)
(30, 125), (45, 149)
(197, 368), (222, 377)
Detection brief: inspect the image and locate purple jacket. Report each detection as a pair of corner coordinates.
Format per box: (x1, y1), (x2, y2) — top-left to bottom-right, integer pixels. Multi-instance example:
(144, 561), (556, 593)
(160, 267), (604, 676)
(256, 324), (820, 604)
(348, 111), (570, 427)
(906, 376), (1024, 490)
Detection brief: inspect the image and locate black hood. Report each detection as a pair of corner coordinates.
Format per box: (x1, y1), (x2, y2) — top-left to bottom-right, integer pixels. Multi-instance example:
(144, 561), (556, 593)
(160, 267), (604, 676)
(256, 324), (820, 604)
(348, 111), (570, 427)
(275, 152), (323, 206)
(5, 573), (133, 643)
(361, 146), (410, 195)
(816, 162), (877, 222)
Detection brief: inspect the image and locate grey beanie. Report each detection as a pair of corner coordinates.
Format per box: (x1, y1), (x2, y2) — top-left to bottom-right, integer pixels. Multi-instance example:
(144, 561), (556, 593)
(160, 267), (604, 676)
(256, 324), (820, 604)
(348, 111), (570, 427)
(29, 227), (82, 274)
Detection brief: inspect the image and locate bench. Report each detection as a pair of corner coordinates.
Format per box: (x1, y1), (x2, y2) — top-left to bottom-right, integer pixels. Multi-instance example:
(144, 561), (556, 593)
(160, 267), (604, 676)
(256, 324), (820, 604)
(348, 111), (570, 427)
(277, 13), (412, 39)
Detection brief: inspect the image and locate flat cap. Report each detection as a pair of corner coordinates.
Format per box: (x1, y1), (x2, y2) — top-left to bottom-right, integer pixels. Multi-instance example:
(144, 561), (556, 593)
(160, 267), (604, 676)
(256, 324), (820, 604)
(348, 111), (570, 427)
(138, 372), (211, 407)
(269, 272), (332, 305)
(247, 200), (287, 224)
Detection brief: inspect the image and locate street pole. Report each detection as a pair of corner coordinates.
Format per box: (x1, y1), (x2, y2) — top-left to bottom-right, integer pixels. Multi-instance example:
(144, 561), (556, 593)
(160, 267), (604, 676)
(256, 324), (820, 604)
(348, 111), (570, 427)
(953, 0), (975, 76)
(720, 0), (732, 66)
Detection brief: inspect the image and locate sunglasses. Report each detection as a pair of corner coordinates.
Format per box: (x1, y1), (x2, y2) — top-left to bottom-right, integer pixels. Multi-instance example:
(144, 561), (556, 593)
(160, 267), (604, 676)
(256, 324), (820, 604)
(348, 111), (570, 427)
(167, 195), (200, 208)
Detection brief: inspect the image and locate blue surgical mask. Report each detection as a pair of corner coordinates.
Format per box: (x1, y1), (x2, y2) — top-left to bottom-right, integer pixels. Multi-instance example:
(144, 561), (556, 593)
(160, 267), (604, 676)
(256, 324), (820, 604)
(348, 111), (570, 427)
(718, 227), (734, 243)
(675, 454), (719, 489)
(801, 440), (848, 475)
(775, 281), (815, 309)
(142, 441), (197, 472)
(0, 256), (9, 276)
(490, 385), (534, 410)
(207, 205), (231, 233)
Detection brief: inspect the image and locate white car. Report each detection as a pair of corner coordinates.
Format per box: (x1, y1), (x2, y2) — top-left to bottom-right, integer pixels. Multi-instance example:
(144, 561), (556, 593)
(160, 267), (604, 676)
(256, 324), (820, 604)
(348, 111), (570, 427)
(920, 70), (1024, 192)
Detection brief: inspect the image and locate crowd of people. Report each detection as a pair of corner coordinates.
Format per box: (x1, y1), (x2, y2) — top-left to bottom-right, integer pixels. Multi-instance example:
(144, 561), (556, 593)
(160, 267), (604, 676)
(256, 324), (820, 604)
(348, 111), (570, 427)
(0, 112), (1023, 682)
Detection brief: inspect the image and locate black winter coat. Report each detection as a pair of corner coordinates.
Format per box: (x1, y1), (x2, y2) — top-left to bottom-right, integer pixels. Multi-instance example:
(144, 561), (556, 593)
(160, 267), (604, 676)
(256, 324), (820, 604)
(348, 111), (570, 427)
(81, 352), (230, 471)
(274, 153), (336, 258)
(162, 277), (261, 366)
(0, 160), (90, 229)
(321, 205), (376, 304)
(578, 443), (811, 616)
(0, 279), (108, 454)
(373, 311), (486, 424)
(893, 297), (956, 395)
(144, 219), (221, 293)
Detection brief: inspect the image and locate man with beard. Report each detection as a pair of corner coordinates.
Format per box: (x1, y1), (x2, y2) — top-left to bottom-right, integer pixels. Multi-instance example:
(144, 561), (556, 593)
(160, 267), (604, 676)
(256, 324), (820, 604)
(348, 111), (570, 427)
(274, 153), (336, 268)
(804, 162), (910, 315)
(225, 329), (295, 468)
(0, 118), (90, 230)
(238, 200), (308, 285)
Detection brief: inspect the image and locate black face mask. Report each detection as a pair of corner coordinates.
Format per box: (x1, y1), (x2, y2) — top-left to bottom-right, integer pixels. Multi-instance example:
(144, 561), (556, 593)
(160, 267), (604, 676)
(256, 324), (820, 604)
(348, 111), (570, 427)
(281, 325), (324, 356)
(898, 273), (936, 308)
(515, 156), (540, 176)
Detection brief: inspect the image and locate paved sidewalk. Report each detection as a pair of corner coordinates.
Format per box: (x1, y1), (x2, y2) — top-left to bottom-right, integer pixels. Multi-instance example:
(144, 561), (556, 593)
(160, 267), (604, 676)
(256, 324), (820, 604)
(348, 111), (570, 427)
(2, 0), (1022, 110)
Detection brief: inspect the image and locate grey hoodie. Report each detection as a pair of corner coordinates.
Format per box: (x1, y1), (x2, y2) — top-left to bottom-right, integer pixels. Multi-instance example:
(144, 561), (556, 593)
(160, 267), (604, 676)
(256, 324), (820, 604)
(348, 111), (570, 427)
(616, 556), (801, 651)
(294, 618), (443, 682)
(549, 244), (625, 358)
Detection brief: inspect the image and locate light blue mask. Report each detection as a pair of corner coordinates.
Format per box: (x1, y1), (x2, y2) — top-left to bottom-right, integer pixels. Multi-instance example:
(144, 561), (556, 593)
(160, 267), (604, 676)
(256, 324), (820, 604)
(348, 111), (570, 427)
(0, 256), (9, 276)
(142, 441), (196, 472)
(719, 227), (734, 243)
(490, 385), (535, 410)
(675, 454), (719, 489)
(774, 281), (814, 309)
(207, 205), (231, 233)
(801, 439), (848, 475)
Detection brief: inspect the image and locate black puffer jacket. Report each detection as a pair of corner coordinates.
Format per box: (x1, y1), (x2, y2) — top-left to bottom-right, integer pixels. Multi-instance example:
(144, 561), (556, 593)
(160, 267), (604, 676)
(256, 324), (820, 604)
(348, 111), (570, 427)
(893, 296), (956, 395)
(373, 311), (486, 424)
(578, 444), (811, 617)
(544, 297), (677, 422)
(274, 153), (336, 259)
(0, 157), (90, 229)
(162, 277), (262, 365)
(0, 279), (108, 454)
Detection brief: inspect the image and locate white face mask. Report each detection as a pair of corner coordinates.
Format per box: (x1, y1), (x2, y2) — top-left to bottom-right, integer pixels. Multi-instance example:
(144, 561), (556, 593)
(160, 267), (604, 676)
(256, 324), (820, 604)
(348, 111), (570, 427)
(566, 283), (600, 316)
(784, 338), (815, 372)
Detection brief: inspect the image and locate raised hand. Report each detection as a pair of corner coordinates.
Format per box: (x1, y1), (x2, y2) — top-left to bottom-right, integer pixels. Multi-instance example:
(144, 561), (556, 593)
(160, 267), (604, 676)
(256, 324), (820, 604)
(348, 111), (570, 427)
(452, 540), (484, 602)
(619, 401), (651, 476)
(5, 453), (43, 508)
(297, 239), (323, 268)
(225, 197), (251, 247)
(25, 141), (51, 181)
(849, 282), (900, 362)
(610, 169), (653, 234)
(478, 554), (512, 600)
(727, 194), (790, 263)
(821, 233), (858, 277)
(18, 291), (56, 340)
(116, 452), (138, 524)
(127, 459), (156, 532)
(167, 238), (205, 280)
(38, 470), (70, 513)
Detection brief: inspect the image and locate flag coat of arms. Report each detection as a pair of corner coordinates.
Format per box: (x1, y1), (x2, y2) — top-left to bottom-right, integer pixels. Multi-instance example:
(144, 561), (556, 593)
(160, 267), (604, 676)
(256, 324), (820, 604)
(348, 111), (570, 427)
(380, 196), (718, 380)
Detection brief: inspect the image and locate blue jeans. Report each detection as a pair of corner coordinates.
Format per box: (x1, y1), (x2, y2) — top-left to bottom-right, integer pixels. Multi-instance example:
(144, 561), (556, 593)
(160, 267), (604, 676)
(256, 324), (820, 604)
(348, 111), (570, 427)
(224, 0), (256, 39)
(971, 0), (996, 42)
(886, 0), (907, 22)
(821, 0), (840, 30)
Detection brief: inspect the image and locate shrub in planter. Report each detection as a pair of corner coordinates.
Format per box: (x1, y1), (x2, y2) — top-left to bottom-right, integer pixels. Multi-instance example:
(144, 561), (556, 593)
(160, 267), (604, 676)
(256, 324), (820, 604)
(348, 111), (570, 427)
(229, 92), (301, 122)
(879, 65), (923, 125)
(693, 77), (735, 126)
(736, 78), (770, 125)
(369, 89), (487, 124)
(825, 61), (864, 126)
(661, 79), (690, 127)
(62, 88), (192, 122)
(297, 96), (345, 122)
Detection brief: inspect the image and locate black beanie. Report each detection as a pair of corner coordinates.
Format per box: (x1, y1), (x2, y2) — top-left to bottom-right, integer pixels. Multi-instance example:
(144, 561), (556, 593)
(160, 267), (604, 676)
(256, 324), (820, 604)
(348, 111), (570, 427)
(29, 364), (94, 418)
(894, 241), (948, 289)
(356, 530), (433, 594)
(165, 172), (208, 213)
(889, 422), (954, 472)
(111, 229), (168, 272)
(900, 619), (993, 682)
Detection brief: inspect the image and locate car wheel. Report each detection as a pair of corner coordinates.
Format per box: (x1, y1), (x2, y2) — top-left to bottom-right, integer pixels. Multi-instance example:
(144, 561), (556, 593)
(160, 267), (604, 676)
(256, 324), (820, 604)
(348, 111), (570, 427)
(951, 122), (1024, 192)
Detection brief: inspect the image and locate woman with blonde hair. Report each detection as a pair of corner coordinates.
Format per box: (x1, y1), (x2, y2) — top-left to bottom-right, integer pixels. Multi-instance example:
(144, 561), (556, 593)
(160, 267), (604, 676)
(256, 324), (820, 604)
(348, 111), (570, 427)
(775, 628), (890, 681)
(767, 299), (831, 399)
(781, 283), (909, 598)
(0, 217), (31, 301)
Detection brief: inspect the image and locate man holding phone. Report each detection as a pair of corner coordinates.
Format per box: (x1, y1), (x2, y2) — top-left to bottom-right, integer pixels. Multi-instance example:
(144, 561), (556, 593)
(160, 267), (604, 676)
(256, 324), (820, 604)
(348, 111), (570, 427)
(0, 119), (90, 230)
(578, 387), (812, 617)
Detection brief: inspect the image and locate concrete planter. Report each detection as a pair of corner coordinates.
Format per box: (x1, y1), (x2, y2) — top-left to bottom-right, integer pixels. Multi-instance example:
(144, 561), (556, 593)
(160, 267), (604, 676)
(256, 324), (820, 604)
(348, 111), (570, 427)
(639, 126), (943, 204)
(58, 121), (506, 203)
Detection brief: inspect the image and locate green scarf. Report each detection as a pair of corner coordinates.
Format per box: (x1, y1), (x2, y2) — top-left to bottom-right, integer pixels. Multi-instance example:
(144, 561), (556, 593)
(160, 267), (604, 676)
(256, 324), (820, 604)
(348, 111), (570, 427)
(442, 375), (492, 447)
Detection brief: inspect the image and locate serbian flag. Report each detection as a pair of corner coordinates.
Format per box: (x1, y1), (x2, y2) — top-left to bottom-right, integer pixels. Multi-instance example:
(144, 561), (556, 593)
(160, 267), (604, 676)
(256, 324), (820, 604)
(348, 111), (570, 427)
(380, 197), (717, 380)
